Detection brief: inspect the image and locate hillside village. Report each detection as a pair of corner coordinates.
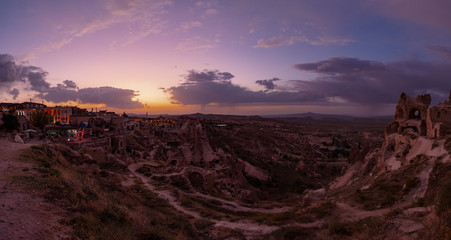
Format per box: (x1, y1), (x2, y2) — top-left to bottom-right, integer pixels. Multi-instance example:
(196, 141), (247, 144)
(0, 102), (186, 153)
(2, 90), (451, 155)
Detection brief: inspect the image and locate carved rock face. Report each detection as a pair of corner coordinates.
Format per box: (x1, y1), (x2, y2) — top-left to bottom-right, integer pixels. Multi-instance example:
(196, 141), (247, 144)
(394, 92), (431, 122)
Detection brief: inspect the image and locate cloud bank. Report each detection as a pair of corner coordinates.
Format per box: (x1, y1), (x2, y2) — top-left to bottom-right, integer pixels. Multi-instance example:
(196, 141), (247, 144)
(165, 58), (451, 108)
(0, 54), (50, 98)
(0, 53), (144, 109)
(253, 35), (354, 48)
(429, 45), (451, 61)
(293, 57), (451, 104)
(164, 70), (324, 105)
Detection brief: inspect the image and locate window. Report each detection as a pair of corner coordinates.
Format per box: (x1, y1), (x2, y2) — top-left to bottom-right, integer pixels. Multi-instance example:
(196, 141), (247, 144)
(437, 111), (441, 118)
(414, 110), (420, 118)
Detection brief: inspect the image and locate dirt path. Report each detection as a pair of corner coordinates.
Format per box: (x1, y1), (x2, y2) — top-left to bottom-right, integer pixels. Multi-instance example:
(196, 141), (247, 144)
(336, 202), (390, 221)
(128, 163), (202, 218)
(0, 137), (70, 240)
(130, 162), (292, 213)
(190, 191), (292, 213)
(128, 163), (280, 235)
(129, 161), (397, 235)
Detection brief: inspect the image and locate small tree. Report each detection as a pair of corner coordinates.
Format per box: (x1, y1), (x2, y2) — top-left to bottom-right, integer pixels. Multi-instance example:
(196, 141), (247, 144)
(31, 109), (52, 131)
(1, 113), (19, 131)
(122, 112), (128, 118)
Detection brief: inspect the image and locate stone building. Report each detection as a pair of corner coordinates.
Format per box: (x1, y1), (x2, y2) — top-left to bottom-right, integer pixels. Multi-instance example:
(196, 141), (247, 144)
(45, 107), (73, 123)
(386, 90), (451, 139)
(427, 91), (451, 139)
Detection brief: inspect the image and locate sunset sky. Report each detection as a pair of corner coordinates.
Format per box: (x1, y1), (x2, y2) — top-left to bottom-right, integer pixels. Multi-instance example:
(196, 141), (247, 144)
(1, 0), (451, 116)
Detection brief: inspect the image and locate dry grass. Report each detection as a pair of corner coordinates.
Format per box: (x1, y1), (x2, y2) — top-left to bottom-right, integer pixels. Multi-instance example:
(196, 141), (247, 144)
(19, 144), (200, 240)
(264, 226), (312, 240)
(296, 201), (336, 223)
(352, 160), (425, 210)
(445, 137), (451, 152)
(327, 216), (385, 239)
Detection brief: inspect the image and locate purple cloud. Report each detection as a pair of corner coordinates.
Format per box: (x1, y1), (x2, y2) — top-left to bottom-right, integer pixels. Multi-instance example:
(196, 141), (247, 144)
(184, 69), (234, 83)
(9, 88), (19, 100)
(165, 70), (324, 105)
(429, 45), (451, 60)
(369, 0), (451, 30)
(0, 53), (144, 109)
(293, 57), (451, 104)
(256, 78), (280, 91)
(253, 35), (354, 48)
(165, 59), (451, 108)
(38, 85), (144, 109)
(0, 53), (49, 98)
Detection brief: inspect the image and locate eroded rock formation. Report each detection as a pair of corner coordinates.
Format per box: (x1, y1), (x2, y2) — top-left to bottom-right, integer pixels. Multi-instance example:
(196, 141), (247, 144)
(386, 90), (451, 140)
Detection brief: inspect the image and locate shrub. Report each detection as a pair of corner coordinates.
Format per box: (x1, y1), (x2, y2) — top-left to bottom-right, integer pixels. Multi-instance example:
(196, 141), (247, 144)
(194, 219), (215, 230)
(1, 113), (19, 131)
(31, 109), (52, 131)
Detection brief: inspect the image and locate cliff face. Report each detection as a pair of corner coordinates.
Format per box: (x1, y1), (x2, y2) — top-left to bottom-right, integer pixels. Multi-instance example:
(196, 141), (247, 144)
(387, 91), (451, 140)
(328, 93), (451, 239)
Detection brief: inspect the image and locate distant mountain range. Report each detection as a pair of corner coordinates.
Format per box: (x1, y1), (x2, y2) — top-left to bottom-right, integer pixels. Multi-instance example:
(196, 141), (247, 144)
(262, 112), (393, 120)
(128, 112), (393, 120)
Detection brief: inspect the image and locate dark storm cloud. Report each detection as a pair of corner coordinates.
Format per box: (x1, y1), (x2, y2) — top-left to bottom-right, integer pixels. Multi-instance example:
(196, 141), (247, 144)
(184, 69), (234, 83)
(165, 70), (324, 105)
(166, 59), (451, 107)
(27, 70), (50, 92)
(255, 78), (280, 90)
(9, 88), (19, 100)
(36, 80), (79, 103)
(168, 80), (323, 105)
(0, 53), (49, 98)
(429, 45), (451, 60)
(294, 57), (386, 74)
(60, 80), (77, 89)
(38, 84), (144, 109)
(293, 57), (451, 104)
(77, 87), (143, 109)
(0, 53), (144, 109)
(0, 54), (20, 86)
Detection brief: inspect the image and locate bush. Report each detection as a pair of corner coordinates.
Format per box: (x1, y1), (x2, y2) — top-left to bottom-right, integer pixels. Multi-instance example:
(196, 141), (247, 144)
(328, 219), (352, 236)
(31, 109), (52, 131)
(194, 219), (214, 230)
(1, 113), (19, 131)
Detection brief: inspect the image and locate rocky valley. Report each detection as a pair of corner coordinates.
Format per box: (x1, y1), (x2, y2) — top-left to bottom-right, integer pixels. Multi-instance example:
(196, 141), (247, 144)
(0, 93), (450, 240)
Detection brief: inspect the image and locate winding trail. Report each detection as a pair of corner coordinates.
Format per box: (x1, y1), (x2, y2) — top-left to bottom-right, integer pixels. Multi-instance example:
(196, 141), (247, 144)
(127, 161), (422, 236)
(128, 163), (280, 235)
(336, 202), (389, 221)
(190, 191), (292, 213)
(128, 163), (201, 218)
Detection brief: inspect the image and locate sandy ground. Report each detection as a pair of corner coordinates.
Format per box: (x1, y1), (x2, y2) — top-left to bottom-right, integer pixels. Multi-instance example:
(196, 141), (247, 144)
(0, 136), (70, 240)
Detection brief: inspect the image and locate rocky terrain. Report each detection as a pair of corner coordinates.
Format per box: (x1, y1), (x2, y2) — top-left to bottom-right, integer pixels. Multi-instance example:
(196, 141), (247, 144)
(1, 103), (450, 239)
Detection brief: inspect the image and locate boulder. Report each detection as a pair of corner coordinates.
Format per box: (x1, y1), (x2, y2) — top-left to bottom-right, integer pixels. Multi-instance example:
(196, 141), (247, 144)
(301, 188), (326, 207)
(14, 134), (24, 144)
